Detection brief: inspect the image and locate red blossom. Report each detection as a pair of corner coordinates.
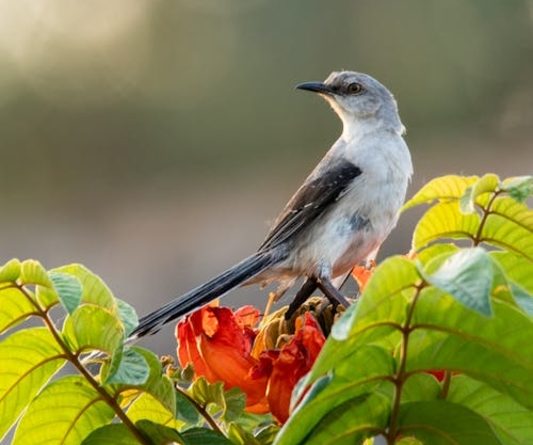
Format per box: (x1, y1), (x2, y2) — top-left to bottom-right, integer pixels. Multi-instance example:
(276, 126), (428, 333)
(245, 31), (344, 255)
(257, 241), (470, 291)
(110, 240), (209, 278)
(176, 305), (326, 422)
(258, 313), (325, 422)
(177, 305), (268, 411)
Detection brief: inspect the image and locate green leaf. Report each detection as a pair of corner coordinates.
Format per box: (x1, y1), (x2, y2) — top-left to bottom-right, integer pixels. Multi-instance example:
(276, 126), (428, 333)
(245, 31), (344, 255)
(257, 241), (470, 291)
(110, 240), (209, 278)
(82, 424), (138, 445)
(54, 264), (116, 310)
(136, 419), (185, 444)
(408, 289), (533, 409)
(489, 196), (533, 233)
(401, 373), (441, 403)
(222, 387), (246, 423)
(334, 256), (418, 341)
(114, 347), (176, 415)
(20, 259), (52, 287)
(423, 247), (493, 316)
(279, 346), (394, 445)
(414, 195), (533, 260)
(509, 282), (533, 315)
(175, 389), (201, 426)
(278, 390), (390, 445)
(126, 392), (183, 430)
(403, 175), (478, 211)
(254, 424), (280, 445)
(491, 251), (533, 295)
(13, 376), (115, 445)
(104, 346), (150, 385)
(448, 375), (533, 445)
(398, 400), (503, 445)
(227, 422), (261, 445)
(63, 304), (124, 355)
(489, 254), (533, 315)
(460, 173), (500, 214)
(502, 175), (533, 202)
(188, 378), (246, 427)
(415, 243), (458, 266)
(228, 422), (279, 445)
(479, 196), (533, 261)
(308, 258), (416, 394)
(117, 298), (139, 336)
(0, 328), (66, 441)
(135, 348), (176, 414)
(0, 258), (21, 283)
(0, 287), (37, 334)
(35, 284), (59, 308)
(190, 377), (225, 413)
(413, 201), (481, 250)
(49, 271), (83, 314)
(480, 207), (533, 262)
(181, 427), (233, 445)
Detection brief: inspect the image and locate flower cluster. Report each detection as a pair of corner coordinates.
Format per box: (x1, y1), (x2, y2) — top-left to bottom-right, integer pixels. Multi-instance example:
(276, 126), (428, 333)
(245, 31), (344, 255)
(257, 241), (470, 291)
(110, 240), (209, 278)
(176, 301), (333, 422)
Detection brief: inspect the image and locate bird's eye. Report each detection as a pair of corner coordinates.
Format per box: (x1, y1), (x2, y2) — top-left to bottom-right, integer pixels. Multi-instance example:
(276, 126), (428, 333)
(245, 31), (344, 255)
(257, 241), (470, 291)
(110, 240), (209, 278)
(346, 82), (363, 95)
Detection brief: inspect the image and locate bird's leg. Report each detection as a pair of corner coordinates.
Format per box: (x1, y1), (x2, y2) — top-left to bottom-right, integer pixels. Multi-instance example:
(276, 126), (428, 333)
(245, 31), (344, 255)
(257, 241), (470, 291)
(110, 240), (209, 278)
(317, 278), (350, 308)
(285, 277), (318, 320)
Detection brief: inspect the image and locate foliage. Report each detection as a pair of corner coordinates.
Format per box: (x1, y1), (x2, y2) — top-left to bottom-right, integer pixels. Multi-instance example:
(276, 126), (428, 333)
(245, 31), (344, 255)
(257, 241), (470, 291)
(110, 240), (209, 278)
(0, 262), (273, 445)
(274, 174), (533, 445)
(1, 174), (532, 445)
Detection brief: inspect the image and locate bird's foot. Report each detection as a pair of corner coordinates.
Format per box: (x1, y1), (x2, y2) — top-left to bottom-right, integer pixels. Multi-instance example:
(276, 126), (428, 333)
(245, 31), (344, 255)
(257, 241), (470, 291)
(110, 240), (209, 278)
(316, 278), (350, 308)
(284, 278), (318, 320)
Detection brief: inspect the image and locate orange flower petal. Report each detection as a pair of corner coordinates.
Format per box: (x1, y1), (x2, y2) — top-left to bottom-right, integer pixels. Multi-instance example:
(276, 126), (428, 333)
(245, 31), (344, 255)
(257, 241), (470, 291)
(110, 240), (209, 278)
(177, 306), (268, 410)
(177, 307), (327, 421)
(266, 313), (326, 423)
(176, 316), (217, 382)
(352, 265), (374, 291)
(234, 305), (261, 330)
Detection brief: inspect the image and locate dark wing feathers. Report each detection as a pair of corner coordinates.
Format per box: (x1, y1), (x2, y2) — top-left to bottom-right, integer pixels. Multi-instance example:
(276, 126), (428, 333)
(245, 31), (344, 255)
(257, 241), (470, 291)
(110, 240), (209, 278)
(259, 161), (362, 251)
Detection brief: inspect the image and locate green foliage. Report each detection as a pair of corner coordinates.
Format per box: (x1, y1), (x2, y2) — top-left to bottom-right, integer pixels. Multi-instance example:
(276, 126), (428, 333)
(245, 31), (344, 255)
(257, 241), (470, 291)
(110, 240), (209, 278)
(275, 174), (533, 445)
(12, 376), (115, 445)
(0, 261), (275, 444)
(1, 173), (531, 444)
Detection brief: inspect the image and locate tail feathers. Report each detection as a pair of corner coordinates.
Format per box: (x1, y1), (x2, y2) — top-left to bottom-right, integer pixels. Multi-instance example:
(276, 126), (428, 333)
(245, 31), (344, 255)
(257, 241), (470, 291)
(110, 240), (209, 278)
(129, 251), (276, 340)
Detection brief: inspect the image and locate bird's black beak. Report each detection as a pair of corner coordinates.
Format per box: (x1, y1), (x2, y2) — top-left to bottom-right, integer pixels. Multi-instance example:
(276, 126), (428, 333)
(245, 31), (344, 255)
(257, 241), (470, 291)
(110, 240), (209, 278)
(295, 81), (332, 95)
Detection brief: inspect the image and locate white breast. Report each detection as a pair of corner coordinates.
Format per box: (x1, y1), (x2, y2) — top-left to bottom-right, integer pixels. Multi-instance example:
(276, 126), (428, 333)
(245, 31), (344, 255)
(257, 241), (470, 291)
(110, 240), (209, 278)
(290, 129), (412, 278)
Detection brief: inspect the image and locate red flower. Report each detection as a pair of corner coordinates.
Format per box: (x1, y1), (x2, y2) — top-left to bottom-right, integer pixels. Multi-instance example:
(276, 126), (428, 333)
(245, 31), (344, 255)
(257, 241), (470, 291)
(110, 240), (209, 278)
(256, 313), (325, 422)
(177, 305), (268, 412)
(176, 306), (326, 422)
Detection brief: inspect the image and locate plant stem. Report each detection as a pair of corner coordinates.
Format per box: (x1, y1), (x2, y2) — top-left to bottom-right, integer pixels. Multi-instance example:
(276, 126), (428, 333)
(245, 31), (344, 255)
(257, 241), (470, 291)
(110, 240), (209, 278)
(472, 190), (501, 246)
(440, 371), (452, 399)
(386, 282), (425, 445)
(16, 284), (150, 445)
(174, 385), (225, 435)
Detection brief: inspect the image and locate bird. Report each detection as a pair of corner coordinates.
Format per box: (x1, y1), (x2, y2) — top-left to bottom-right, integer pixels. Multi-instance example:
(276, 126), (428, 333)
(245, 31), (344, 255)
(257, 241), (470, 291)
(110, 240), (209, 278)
(130, 70), (413, 340)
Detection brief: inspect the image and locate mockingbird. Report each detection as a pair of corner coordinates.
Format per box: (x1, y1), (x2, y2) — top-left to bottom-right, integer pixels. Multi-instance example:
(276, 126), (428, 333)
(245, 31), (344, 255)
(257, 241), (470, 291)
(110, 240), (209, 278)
(131, 71), (413, 339)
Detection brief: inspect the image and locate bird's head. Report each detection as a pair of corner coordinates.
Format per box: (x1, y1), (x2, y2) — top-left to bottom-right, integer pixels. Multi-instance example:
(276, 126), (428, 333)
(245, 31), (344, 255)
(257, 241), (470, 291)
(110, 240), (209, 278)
(296, 71), (404, 135)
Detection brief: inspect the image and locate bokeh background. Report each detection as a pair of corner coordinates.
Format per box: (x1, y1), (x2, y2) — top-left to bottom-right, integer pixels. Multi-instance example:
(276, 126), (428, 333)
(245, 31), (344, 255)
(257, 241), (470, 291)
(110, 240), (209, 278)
(1, 0), (532, 353)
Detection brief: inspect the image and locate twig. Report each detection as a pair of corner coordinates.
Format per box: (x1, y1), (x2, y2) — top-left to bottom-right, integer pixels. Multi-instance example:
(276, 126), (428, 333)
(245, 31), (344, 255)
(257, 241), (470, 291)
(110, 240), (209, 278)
(16, 284), (150, 445)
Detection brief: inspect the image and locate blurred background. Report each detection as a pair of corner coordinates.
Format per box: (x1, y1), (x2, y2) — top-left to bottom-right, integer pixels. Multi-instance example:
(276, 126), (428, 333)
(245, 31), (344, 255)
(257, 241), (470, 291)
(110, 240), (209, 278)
(0, 0), (532, 353)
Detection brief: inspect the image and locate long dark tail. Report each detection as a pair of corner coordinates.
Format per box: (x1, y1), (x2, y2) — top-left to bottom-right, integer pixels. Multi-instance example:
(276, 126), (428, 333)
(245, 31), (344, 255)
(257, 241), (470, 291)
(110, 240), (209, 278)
(129, 251), (277, 339)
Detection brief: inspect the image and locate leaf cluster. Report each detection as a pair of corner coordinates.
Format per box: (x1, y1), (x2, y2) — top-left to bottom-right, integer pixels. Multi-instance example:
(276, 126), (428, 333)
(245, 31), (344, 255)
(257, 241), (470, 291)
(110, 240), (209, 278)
(0, 262), (275, 444)
(274, 174), (533, 445)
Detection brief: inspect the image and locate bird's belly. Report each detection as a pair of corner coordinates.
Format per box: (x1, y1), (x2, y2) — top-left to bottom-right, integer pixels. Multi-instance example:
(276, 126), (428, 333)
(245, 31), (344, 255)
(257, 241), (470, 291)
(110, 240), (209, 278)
(290, 209), (389, 278)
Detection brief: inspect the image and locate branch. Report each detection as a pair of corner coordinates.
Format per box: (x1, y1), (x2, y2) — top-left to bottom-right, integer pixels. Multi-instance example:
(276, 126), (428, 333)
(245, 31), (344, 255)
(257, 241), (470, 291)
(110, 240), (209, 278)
(386, 281), (426, 445)
(16, 284), (150, 445)
(472, 190), (501, 246)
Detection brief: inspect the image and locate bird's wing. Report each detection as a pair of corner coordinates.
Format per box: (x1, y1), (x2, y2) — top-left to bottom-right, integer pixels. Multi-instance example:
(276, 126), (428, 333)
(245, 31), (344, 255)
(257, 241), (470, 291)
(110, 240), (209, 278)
(259, 159), (362, 251)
